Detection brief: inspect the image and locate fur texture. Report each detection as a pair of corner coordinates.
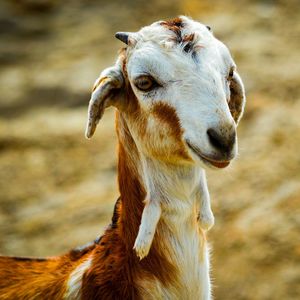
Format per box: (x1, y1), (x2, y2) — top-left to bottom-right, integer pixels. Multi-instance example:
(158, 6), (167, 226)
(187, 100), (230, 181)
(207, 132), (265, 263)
(0, 16), (245, 299)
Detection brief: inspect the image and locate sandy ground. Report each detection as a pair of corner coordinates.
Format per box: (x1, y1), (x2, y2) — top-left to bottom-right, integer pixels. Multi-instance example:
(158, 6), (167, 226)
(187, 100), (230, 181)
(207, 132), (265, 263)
(0, 0), (299, 299)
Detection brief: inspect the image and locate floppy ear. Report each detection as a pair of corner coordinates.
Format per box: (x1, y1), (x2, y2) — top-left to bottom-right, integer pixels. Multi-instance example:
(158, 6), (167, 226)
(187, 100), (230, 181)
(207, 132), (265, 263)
(85, 64), (124, 138)
(229, 71), (246, 124)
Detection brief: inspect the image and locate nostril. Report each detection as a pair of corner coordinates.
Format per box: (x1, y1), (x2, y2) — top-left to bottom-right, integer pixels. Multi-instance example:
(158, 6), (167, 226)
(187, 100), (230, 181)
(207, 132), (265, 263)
(207, 128), (236, 153)
(207, 128), (224, 151)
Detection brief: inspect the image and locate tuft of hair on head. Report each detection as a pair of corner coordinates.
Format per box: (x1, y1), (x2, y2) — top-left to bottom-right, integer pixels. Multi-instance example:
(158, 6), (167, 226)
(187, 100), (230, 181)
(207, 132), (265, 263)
(160, 17), (185, 43)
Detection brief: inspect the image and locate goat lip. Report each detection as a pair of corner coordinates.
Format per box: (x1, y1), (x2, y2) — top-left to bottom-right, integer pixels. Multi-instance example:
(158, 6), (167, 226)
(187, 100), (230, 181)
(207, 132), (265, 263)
(186, 140), (231, 169)
(208, 160), (230, 168)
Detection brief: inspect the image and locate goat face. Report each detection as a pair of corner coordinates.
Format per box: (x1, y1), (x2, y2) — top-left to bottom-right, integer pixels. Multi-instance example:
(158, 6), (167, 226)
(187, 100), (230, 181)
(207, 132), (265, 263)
(86, 16), (246, 169)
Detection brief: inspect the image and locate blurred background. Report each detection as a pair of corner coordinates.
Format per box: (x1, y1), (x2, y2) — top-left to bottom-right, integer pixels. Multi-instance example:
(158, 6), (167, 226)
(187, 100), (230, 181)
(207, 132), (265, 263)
(0, 0), (299, 299)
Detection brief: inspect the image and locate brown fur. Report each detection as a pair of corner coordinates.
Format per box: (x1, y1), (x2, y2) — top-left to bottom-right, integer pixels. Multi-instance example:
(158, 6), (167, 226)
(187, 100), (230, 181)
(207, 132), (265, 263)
(119, 47), (128, 79)
(152, 102), (190, 160)
(0, 250), (91, 300)
(160, 18), (198, 55)
(0, 112), (176, 299)
(182, 33), (195, 43)
(182, 33), (196, 53)
(160, 17), (184, 43)
(152, 102), (183, 140)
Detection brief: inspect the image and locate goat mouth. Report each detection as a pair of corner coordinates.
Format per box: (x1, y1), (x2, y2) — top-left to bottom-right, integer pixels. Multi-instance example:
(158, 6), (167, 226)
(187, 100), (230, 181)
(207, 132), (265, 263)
(185, 140), (230, 169)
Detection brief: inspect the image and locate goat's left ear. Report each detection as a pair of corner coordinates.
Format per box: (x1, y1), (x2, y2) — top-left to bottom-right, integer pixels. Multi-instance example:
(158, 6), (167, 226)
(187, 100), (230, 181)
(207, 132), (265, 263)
(85, 64), (124, 138)
(229, 71), (246, 124)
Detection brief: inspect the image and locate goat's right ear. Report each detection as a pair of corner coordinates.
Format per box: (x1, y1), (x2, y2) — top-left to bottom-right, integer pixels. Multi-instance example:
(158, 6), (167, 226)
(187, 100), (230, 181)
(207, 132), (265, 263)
(228, 71), (246, 125)
(85, 65), (124, 138)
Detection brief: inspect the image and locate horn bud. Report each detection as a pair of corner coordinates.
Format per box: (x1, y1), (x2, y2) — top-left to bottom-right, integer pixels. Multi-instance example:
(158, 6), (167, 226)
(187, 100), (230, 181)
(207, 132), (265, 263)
(115, 32), (136, 46)
(115, 32), (129, 45)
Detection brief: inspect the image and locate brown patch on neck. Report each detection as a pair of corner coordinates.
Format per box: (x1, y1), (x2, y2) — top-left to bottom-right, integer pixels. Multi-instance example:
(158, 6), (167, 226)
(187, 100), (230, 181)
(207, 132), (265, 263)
(117, 112), (177, 283)
(116, 113), (146, 249)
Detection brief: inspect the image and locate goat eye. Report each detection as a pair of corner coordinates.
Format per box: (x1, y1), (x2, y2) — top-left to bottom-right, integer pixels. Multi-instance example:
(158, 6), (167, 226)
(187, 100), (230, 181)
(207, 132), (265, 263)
(134, 75), (156, 92)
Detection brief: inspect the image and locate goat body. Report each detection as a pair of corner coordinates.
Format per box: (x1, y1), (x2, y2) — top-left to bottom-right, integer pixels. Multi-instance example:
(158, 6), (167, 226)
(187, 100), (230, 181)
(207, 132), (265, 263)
(0, 16), (245, 300)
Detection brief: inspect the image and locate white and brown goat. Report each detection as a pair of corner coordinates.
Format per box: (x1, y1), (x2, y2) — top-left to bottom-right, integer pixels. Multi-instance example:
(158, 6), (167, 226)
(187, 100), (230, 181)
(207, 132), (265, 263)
(0, 16), (245, 299)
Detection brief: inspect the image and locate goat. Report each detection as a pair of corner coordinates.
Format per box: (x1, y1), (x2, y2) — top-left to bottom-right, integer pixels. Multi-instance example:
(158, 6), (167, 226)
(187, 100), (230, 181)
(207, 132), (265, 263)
(0, 16), (245, 299)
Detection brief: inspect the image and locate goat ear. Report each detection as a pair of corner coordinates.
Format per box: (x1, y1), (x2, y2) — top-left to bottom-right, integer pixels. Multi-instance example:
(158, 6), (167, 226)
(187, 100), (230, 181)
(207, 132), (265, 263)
(85, 65), (124, 138)
(229, 71), (246, 124)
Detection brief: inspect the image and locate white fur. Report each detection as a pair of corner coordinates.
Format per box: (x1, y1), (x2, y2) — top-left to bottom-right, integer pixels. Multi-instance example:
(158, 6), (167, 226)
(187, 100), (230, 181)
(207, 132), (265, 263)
(197, 169), (214, 230)
(134, 157), (213, 260)
(134, 199), (161, 260)
(65, 257), (92, 300)
(135, 158), (211, 299)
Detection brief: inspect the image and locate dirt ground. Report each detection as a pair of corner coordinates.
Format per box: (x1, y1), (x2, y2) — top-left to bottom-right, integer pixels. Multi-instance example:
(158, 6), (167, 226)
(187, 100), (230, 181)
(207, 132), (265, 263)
(0, 0), (299, 299)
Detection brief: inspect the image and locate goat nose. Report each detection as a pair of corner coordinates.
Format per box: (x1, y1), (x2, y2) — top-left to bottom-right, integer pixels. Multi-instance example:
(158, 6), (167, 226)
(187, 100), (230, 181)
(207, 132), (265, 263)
(207, 127), (236, 154)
